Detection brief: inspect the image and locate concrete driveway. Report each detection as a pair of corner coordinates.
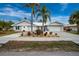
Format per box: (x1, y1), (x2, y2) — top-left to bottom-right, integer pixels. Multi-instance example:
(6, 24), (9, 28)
(0, 32), (79, 44)
(14, 31), (79, 43)
(55, 32), (79, 43)
(0, 33), (21, 44)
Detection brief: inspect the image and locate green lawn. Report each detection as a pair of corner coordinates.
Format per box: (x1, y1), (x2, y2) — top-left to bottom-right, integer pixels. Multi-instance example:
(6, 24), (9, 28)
(67, 31), (79, 35)
(0, 41), (79, 52)
(0, 30), (16, 36)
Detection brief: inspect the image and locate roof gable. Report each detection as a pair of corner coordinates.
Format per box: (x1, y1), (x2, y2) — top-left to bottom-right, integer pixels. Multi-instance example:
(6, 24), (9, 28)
(12, 20), (31, 26)
(12, 21), (63, 26)
(65, 24), (77, 27)
(50, 21), (63, 26)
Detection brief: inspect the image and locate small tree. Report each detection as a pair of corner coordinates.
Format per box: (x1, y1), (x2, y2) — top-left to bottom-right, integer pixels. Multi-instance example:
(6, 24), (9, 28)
(0, 20), (14, 31)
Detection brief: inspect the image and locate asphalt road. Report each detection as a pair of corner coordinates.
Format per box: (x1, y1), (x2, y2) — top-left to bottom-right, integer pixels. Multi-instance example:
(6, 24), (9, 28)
(0, 51), (79, 56)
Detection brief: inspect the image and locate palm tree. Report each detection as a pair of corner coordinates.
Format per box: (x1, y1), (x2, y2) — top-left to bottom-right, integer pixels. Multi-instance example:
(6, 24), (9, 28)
(24, 3), (40, 32)
(69, 11), (79, 33)
(36, 6), (51, 32)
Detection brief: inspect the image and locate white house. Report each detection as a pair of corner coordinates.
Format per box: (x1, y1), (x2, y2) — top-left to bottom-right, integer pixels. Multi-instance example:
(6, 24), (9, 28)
(11, 20), (31, 32)
(12, 20), (64, 32)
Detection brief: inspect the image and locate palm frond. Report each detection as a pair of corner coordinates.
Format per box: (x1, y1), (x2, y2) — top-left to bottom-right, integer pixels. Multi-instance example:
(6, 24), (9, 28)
(69, 11), (79, 24)
(36, 12), (42, 20)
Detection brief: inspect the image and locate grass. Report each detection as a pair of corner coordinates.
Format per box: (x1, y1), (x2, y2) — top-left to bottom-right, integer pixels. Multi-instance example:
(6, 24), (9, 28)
(67, 31), (79, 35)
(0, 30), (16, 36)
(0, 41), (79, 52)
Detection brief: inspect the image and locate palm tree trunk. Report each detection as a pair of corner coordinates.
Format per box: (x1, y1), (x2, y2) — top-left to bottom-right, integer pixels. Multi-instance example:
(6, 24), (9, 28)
(42, 21), (44, 32)
(31, 19), (33, 32)
(31, 13), (33, 32)
(42, 17), (44, 32)
(77, 24), (79, 34)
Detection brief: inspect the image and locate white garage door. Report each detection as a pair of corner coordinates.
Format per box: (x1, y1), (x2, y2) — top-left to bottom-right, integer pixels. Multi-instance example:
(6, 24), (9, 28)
(48, 26), (62, 31)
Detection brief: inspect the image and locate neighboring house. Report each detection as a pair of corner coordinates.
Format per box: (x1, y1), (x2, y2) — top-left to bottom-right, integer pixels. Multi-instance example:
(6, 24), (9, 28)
(12, 21), (64, 32)
(64, 24), (77, 31)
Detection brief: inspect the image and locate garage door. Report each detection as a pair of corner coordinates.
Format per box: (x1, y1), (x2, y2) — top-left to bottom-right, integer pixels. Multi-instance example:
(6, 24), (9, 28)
(48, 26), (62, 31)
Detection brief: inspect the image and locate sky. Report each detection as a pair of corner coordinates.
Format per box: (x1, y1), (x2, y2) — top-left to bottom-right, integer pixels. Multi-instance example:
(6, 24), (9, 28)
(0, 3), (79, 24)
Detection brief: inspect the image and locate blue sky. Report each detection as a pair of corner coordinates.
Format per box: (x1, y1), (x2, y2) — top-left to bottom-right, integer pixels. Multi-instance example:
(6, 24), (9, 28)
(0, 3), (79, 24)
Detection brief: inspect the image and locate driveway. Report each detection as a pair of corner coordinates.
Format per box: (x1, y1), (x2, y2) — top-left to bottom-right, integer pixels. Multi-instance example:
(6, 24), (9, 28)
(14, 32), (79, 43)
(55, 31), (79, 43)
(0, 33), (21, 44)
(0, 32), (79, 44)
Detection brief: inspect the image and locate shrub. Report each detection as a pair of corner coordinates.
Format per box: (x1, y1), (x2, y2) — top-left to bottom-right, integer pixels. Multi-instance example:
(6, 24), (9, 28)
(27, 31), (32, 36)
(49, 32), (52, 35)
(35, 29), (43, 35)
(21, 32), (23, 36)
(23, 30), (25, 32)
(32, 32), (37, 37)
(0, 28), (2, 31)
(55, 33), (58, 36)
(44, 32), (48, 36)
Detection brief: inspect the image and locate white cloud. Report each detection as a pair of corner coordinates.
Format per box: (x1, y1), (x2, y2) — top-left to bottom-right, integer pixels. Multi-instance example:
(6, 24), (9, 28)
(5, 4), (12, 7)
(60, 3), (68, 11)
(0, 7), (31, 19)
(3, 7), (14, 11)
(51, 16), (69, 24)
(0, 6), (69, 24)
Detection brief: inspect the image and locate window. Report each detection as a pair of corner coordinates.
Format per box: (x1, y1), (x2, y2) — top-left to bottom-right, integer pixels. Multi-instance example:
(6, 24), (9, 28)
(16, 26), (20, 30)
(24, 26), (25, 28)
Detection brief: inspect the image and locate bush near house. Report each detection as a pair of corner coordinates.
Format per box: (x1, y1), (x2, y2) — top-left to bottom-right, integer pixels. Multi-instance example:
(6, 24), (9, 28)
(27, 31), (32, 36)
(0, 20), (14, 31)
(0, 21), (15, 36)
(35, 29), (43, 35)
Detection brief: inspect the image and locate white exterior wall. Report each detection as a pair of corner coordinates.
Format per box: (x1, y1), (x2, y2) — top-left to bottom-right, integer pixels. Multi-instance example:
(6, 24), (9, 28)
(12, 21), (64, 32)
(21, 26), (29, 31)
(33, 26), (37, 31)
(12, 26), (15, 31)
(13, 25), (63, 32)
(13, 26), (31, 31)
(47, 25), (63, 32)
